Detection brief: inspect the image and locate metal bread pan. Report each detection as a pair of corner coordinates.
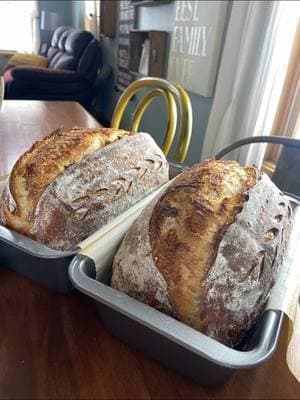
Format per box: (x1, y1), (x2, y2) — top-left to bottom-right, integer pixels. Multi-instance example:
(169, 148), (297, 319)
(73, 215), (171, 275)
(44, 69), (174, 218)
(69, 195), (299, 386)
(70, 257), (283, 386)
(0, 162), (183, 293)
(0, 225), (77, 293)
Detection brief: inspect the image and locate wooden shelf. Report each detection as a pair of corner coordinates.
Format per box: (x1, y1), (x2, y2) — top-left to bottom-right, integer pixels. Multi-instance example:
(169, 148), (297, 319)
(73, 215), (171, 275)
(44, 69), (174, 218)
(131, 0), (172, 7)
(129, 30), (167, 77)
(100, 0), (117, 38)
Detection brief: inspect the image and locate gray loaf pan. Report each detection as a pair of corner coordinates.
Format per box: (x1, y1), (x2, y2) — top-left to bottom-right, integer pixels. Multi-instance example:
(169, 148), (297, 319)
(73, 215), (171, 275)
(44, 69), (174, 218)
(0, 226), (77, 293)
(69, 256), (284, 386)
(0, 162), (184, 293)
(69, 193), (299, 387)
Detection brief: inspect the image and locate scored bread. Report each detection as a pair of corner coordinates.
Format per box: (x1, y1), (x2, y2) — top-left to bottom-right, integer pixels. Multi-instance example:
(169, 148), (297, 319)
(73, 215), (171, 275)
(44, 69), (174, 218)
(1, 127), (169, 250)
(111, 160), (292, 347)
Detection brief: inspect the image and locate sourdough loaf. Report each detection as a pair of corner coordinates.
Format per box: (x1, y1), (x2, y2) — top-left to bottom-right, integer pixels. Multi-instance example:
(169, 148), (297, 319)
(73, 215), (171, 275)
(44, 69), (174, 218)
(111, 160), (292, 347)
(1, 128), (169, 250)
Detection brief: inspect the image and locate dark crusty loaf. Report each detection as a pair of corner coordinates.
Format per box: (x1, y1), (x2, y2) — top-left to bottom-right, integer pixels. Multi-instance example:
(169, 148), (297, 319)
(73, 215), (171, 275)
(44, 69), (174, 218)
(111, 160), (292, 347)
(1, 128), (169, 250)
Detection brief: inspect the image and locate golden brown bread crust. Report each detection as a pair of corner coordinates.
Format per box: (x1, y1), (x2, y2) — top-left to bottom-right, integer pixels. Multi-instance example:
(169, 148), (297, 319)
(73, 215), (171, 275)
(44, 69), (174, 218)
(149, 160), (259, 332)
(111, 160), (292, 346)
(1, 129), (169, 250)
(2, 127), (131, 235)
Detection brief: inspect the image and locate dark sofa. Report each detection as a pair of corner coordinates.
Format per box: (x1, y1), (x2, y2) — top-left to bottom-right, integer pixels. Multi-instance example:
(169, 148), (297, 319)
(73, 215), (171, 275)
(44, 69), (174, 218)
(4, 26), (102, 109)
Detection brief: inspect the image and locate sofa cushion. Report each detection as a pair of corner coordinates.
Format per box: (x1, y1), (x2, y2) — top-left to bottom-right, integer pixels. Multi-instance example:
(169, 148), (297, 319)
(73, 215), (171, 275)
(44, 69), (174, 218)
(65, 30), (94, 58)
(77, 39), (102, 83)
(7, 53), (48, 68)
(50, 26), (71, 48)
(51, 53), (76, 70)
(58, 30), (70, 51)
(47, 28), (94, 72)
(9, 66), (82, 83)
(4, 26), (102, 109)
(47, 47), (59, 63)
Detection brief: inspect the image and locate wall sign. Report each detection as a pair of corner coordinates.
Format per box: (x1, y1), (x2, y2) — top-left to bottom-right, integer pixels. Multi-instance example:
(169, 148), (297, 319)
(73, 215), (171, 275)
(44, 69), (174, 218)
(167, 1), (228, 97)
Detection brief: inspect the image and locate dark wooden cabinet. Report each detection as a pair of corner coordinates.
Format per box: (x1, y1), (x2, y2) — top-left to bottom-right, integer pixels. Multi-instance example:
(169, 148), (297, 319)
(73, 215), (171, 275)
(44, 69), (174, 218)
(129, 30), (167, 77)
(100, 0), (117, 37)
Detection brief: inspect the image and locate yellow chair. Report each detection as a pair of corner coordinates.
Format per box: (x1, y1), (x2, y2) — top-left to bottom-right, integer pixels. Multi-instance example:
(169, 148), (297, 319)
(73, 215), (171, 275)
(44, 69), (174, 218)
(111, 77), (193, 163)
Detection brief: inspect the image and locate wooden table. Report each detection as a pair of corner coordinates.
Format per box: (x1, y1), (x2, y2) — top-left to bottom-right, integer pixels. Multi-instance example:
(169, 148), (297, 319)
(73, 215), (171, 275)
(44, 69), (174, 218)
(0, 100), (299, 399)
(0, 100), (100, 176)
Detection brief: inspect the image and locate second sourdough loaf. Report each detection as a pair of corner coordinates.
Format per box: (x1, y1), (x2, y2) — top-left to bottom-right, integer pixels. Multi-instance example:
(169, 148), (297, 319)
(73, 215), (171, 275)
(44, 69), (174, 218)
(111, 160), (292, 347)
(1, 128), (169, 250)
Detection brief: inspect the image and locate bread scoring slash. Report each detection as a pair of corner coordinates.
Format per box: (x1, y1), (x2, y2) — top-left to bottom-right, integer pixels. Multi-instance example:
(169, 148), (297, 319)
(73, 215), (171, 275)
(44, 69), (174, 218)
(111, 160), (292, 347)
(1, 128), (169, 250)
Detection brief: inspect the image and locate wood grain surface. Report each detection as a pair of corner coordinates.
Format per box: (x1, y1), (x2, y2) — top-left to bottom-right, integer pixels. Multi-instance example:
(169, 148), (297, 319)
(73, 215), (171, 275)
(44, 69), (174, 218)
(0, 268), (299, 399)
(0, 100), (100, 176)
(0, 100), (299, 399)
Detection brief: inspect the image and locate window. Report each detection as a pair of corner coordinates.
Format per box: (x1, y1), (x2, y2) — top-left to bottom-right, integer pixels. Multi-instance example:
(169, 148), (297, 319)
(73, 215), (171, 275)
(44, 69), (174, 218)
(0, 1), (37, 52)
(263, 20), (300, 175)
(84, 0), (100, 37)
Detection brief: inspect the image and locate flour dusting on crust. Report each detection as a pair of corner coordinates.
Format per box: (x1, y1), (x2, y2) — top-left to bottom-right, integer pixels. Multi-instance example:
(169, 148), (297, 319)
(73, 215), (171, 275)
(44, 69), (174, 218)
(111, 198), (175, 315)
(30, 132), (169, 250)
(203, 174), (291, 345)
(110, 164), (292, 347)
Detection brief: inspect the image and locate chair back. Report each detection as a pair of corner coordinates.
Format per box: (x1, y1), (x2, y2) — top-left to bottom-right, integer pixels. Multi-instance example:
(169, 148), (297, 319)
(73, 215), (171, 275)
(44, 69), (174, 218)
(111, 77), (193, 163)
(215, 136), (300, 197)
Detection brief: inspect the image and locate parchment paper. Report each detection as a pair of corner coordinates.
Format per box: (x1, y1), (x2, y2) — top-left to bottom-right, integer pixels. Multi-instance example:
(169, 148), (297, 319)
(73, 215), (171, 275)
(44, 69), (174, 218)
(266, 203), (300, 382)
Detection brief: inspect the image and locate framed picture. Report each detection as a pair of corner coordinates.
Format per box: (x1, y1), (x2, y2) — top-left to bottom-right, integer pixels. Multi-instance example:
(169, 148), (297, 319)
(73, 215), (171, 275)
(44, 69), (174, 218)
(167, 1), (228, 97)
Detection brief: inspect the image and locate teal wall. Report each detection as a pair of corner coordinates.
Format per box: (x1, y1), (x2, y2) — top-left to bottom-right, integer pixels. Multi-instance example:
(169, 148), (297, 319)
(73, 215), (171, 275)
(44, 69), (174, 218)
(70, 1), (85, 29)
(0, 58), (7, 75)
(97, 2), (229, 165)
(136, 3), (214, 164)
(38, 1), (230, 165)
(39, 0), (73, 26)
(39, 0), (73, 45)
(39, 1), (85, 29)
